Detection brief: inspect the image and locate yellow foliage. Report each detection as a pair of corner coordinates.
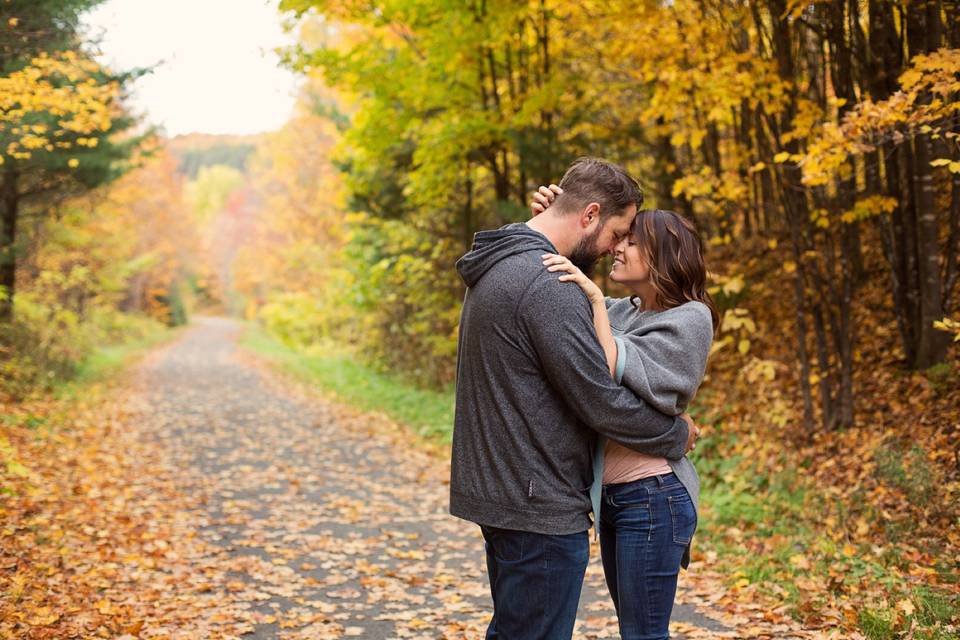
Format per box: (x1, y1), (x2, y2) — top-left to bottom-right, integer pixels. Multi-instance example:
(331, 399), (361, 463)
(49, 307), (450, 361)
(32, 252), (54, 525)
(800, 48), (960, 186)
(0, 53), (119, 164)
(933, 317), (960, 342)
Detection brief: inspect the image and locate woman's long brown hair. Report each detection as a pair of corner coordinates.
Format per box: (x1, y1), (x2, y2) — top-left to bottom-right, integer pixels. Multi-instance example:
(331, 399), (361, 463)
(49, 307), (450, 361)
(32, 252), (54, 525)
(629, 209), (720, 334)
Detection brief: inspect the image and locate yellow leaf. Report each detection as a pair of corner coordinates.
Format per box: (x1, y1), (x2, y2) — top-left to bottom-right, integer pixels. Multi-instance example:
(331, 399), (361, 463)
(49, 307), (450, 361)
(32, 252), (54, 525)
(737, 339), (750, 355)
(67, 158), (79, 168)
(773, 151), (791, 163)
(930, 158), (951, 167)
(783, 261), (796, 274)
(898, 599), (915, 617)
(949, 161), (960, 174)
(7, 18), (18, 27)
(767, 239), (778, 250)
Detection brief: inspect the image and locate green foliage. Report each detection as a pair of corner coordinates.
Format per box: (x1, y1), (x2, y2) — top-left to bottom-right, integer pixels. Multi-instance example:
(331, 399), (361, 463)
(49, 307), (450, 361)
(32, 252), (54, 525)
(912, 587), (959, 630)
(337, 215), (461, 387)
(925, 362), (958, 397)
(0, 0), (106, 74)
(874, 442), (937, 504)
(259, 292), (330, 347)
(859, 608), (896, 640)
(0, 293), (166, 400)
(242, 324), (455, 441)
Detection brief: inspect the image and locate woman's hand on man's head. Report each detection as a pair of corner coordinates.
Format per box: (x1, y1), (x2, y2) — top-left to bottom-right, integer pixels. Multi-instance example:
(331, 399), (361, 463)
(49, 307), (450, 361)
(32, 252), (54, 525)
(530, 184), (562, 217)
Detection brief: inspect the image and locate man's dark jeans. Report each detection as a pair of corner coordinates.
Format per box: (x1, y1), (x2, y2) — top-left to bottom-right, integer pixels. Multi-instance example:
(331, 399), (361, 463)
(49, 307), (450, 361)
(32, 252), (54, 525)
(599, 472), (697, 640)
(480, 525), (589, 639)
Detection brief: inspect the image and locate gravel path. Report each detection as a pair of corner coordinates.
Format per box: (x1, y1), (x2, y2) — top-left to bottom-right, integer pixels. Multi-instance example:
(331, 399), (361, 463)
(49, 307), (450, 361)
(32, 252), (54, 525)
(125, 317), (734, 639)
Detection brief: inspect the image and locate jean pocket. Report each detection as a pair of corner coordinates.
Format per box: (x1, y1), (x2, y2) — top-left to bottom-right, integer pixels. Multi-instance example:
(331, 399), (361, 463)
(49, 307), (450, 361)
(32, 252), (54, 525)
(487, 528), (526, 562)
(668, 493), (696, 546)
(607, 479), (652, 508)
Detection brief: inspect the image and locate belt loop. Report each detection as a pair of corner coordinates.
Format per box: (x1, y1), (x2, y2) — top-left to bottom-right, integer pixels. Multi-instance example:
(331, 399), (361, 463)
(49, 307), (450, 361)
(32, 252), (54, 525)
(656, 474), (665, 488)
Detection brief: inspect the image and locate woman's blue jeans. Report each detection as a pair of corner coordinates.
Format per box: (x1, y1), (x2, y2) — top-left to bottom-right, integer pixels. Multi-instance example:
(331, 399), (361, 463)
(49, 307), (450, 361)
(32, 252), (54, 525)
(599, 472), (697, 640)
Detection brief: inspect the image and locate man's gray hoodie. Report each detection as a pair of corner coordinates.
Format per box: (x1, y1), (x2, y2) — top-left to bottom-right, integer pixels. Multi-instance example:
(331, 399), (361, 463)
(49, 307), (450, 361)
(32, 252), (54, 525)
(449, 223), (690, 535)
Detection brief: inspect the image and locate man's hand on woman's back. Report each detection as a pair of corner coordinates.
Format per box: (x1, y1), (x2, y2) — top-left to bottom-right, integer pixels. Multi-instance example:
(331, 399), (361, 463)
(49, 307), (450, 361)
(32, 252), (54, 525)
(680, 413), (701, 454)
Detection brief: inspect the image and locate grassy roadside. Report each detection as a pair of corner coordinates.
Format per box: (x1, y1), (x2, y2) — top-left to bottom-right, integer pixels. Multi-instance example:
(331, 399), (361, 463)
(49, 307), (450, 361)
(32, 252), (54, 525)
(688, 409), (959, 640)
(53, 324), (182, 398)
(239, 323), (455, 443)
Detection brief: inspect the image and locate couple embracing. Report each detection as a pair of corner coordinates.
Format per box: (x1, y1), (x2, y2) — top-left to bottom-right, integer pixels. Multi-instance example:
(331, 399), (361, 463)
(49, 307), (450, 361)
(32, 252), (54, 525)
(449, 157), (719, 639)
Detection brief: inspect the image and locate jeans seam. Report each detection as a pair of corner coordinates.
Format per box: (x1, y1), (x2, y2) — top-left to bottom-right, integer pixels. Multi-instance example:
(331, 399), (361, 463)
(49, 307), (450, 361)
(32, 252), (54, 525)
(539, 534), (548, 638)
(669, 495), (692, 546)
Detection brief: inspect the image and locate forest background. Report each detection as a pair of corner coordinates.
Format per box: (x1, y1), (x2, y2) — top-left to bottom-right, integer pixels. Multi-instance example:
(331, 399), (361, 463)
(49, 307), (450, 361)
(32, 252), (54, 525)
(1, 1), (958, 638)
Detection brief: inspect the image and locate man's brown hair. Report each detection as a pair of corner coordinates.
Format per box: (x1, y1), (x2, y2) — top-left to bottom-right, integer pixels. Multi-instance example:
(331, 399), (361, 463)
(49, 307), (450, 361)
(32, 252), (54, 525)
(553, 157), (643, 220)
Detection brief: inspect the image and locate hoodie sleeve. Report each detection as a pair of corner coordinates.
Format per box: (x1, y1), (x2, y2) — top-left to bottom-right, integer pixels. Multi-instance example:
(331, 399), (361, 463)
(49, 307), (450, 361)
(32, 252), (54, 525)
(518, 275), (689, 460)
(614, 303), (714, 415)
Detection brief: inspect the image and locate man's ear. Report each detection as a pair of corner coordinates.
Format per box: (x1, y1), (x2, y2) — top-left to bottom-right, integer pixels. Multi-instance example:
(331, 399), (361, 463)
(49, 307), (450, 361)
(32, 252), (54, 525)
(580, 202), (601, 229)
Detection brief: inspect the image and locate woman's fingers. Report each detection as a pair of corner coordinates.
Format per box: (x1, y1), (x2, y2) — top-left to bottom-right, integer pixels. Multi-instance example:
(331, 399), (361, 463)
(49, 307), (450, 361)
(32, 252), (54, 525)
(532, 185), (561, 207)
(541, 255), (576, 272)
(530, 184), (562, 216)
(539, 184), (562, 200)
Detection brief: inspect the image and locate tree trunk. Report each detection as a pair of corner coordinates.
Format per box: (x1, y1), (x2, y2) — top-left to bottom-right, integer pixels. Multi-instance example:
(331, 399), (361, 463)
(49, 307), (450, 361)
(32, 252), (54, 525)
(945, 162), (960, 311)
(912, 132), (950, 367)
(0, 166), (19, 323)
(907, 0), (948, 367)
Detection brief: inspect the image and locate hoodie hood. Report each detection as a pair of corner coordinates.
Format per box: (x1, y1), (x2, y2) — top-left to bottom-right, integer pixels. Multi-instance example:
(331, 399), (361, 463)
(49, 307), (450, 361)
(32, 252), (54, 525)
(456, 223), (557, 287)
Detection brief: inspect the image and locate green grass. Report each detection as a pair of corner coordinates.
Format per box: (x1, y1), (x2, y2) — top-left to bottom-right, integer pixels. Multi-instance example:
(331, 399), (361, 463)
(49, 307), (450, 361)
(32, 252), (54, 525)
(240, 324), (455, 442)
(53, 324), (180, 400)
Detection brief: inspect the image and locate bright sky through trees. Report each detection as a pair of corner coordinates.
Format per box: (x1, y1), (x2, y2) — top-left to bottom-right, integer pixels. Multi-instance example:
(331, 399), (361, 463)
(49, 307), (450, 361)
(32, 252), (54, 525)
(81, 0), (299, 136)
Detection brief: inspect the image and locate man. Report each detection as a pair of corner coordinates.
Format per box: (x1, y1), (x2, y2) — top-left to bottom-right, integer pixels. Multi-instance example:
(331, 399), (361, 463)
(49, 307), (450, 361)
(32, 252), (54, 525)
(450, 157), (698, 639)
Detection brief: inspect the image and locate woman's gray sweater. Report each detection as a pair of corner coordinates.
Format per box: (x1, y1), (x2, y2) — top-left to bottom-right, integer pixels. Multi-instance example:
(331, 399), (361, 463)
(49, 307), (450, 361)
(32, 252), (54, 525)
(598, 296), (714, 567)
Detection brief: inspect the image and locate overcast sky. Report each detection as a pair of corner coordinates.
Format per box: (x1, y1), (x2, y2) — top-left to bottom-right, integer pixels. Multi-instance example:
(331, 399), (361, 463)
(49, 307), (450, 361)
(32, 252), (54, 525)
(82, 0), (301, 137)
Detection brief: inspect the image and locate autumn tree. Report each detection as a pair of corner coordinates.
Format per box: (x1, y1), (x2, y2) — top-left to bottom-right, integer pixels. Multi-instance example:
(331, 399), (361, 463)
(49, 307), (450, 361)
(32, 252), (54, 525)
(0, 2), (147, 322)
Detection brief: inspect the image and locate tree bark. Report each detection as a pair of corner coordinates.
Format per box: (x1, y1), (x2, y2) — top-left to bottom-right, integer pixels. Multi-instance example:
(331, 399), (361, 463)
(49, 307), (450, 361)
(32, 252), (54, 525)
(906, 0), (948, 367)
(0, 166), (19, 323)
(911, 132), (950, 367)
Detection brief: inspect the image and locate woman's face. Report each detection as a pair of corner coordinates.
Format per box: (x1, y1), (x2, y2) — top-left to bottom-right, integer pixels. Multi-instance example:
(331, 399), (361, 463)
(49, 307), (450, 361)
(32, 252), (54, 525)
(609, 236), (651, 287)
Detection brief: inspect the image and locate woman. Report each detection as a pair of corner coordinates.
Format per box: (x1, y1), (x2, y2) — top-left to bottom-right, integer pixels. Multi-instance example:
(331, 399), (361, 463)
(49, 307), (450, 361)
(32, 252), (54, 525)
(533, 186), (719, 639)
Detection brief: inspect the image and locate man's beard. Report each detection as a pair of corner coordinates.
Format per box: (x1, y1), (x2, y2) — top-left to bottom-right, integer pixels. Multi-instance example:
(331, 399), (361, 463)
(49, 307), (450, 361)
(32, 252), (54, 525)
(568, 224), (604, 277)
